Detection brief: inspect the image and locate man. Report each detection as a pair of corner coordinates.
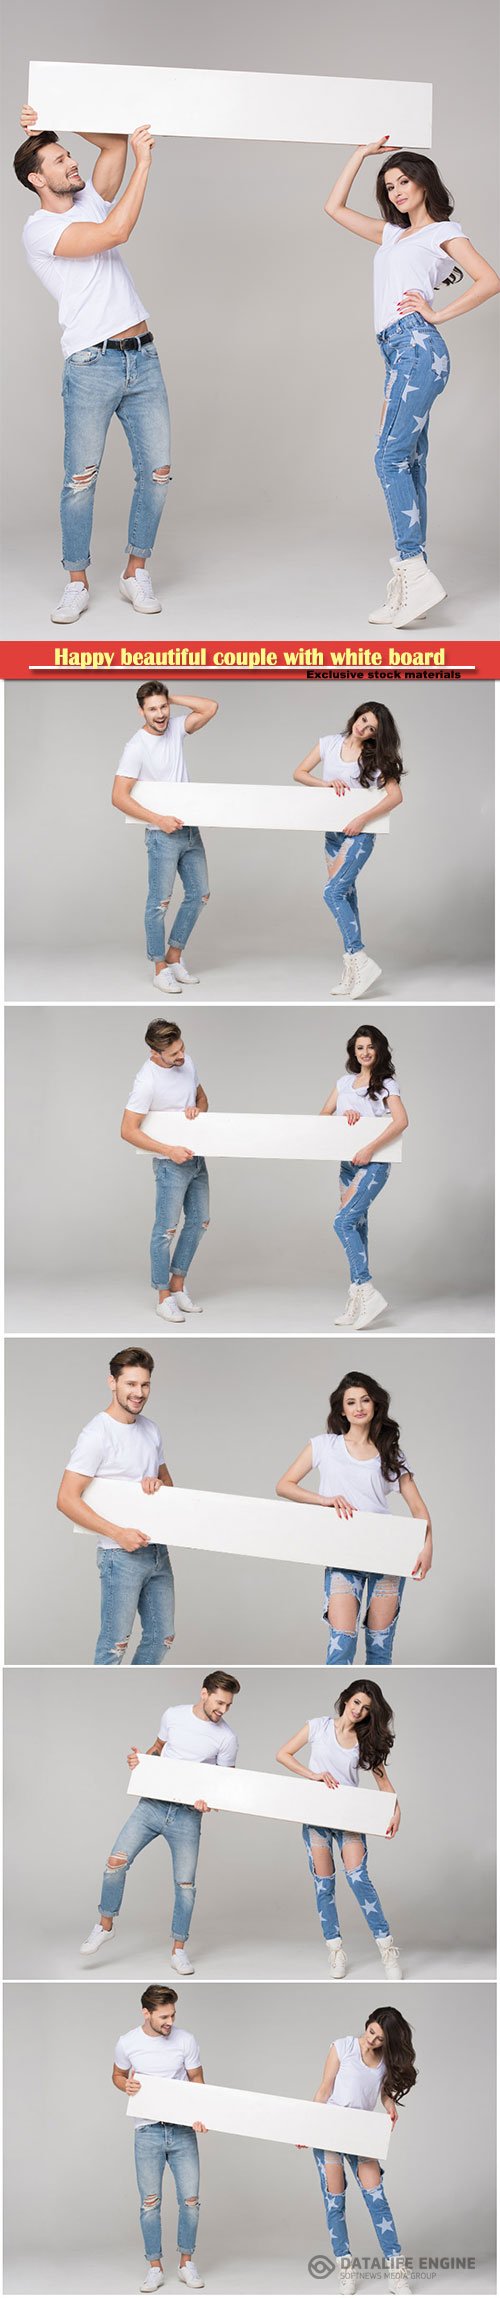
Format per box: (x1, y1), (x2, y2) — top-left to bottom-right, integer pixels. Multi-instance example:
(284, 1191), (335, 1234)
(112, 682), (218, 993)
(56, 1345), (175, 1665)
(15, 106), (171, 622)
(121, 1019), (209, 1325)
(82, 1671), (240, 1979)
(113, 1982), (207, 2293)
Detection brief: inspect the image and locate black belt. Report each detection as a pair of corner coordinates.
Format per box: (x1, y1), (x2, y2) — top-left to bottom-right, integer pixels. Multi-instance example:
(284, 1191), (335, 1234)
(93, 329), (154, 352)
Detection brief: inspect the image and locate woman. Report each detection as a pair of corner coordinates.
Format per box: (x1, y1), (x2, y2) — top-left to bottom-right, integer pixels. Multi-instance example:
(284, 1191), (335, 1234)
(293, 701), (404, 997)
(277, 1680), (402, 1979)
(306, 2009), (417, 2296)
(276, 1366), (432, 1665)
(325, 140), (500, 625)
(321, 1024), (408, 1329)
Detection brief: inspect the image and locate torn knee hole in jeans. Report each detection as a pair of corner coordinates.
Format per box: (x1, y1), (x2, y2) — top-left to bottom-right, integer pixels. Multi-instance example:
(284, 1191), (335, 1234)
(201, 893), (210, 904)
(202, 1220), (210, 1230)
(70, 466), (98, 489)
(144, 2195), (160, 2209)
(107, 1853), (128, 1870)
(152, 466), (171, 482)
(186, 2197), (199, 2207)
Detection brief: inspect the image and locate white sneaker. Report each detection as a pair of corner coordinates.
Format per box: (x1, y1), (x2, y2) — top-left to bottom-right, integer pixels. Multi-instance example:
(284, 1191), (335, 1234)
(334, 1285), (359, 1327)
(120, 567), (162, 613)
(172, 960), (200, 986)
(178, 2267), (204, 2291)
(80, 1919), (114, 1957)
(376, 1933), (403, 1979)
(392, 553), (446, 627)
(156, 1296), (186, 1323)
(348, 953), (382, 998)
(175, 1289), (203, 1315)
(338, 2261), (358, 2297)
(171, 1944), (195, 1974)
(328, 1940), (348, 1979)
(152, 964), (182, 994)
(51, 579), (89, 624)
(330, 956), (355, 999)
(367, 558), (403, 625)
(351, 1282), (388, 1331)
(387, 2262), (413, 2295)
(140, 2270), (164, 2294)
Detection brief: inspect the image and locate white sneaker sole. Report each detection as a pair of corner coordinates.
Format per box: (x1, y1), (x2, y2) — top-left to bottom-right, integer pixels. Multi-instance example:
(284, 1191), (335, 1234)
(353, 1290), (387, 1330)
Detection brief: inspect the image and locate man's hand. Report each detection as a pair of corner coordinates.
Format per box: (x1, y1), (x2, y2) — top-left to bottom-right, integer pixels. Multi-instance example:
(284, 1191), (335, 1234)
(155, 816), (182, 833)
(127, 1746), (141, 1770)
(194, 1799), (211, 1814)
(162, 1146), (194, 1164)
(184, 1106), (199, 1121)
(141, 1477), (162, 1494)
(20, 103), (38, 133)
(192, 2121), (208, 2134)
(117, 1527), (150, 1552)
(125, 2070), (142, 2096)
(131, 125), (155, 170)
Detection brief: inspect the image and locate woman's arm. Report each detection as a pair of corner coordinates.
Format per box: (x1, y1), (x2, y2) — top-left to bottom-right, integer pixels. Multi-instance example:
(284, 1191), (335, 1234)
(351, 1091), (408, 1163)
(314, 2044), (341, 2104)
(324, 141), (388, 240)
(373, 1762), (401, 1836)
(399, 1472), (433, 1577)
(320, 1084), (339, 1117)
(343, 781), (403, 833)
(293, 743), (349, 795)
(276, 1442), (356, 1514)
(398, 237), (500, 325)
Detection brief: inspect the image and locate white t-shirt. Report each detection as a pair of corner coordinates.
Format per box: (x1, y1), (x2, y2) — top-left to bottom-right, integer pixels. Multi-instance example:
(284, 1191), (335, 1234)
(330, 2035), (386, 2113)
(158, 1703), (238, 1767)
(319, 735), (382, 792)
(310, 1431), (411, 1514)
(116, 716), (190, 787)
(308, 1716), (360, 1787)
(126, 1054), (199, 1115)
(114, 2024), (202, 2129)
(335, 1071), (399, 1121)
(22, 181), (148, 358)
(66, 1409), (164, 1552)
(373, 218), (464, 335)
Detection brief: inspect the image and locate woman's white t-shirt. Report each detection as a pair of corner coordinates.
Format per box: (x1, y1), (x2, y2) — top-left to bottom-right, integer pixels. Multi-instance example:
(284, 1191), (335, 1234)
(66, 1410), (165, 1552)
(116, 716), (189, 786)
(114, 2024), (202, 2129)
(308, 1715), (360, 1786)
(373, 218), (464, 334)
(319, 734), (383, 791)
(336, 1071), (399, 1120)
(22, 182), (149, 358)
(310, 1431), (411, 1513)
(329, 2035), (386, 2113)
(158, 1703), (238, 1767)
(126, 1054), (199, 1115)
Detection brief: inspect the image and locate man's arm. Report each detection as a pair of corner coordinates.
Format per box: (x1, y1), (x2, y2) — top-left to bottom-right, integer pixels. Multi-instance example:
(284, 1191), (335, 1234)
(56, 1467), (149, 1550)
(121, 1106), (194, 1160)
(53, 125), (155, 258)
(111, 774), (182, 832)
(158, 1464), (173, 1489)
(170, 694), (219, 734)
(83, 133), (129, 200)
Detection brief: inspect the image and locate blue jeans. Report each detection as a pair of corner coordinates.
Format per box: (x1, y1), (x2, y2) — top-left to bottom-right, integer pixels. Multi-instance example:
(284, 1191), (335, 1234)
(151, 1155), (210, 1290)
(60, 339), (171, 569)
(145, 826), (209, 960)
(334, 1159), (390, 1284)
(94, 1542), (175, 1666)
(302, 1823), (390, 1944)
(314, 2147), (401, 2263)
(323, 1565), (405, 1666)
(99, 1796), (202, 1939)
(134, 2121), (200, 2262)
(374, 315), (450, 559)
(323, 832), (375, 954)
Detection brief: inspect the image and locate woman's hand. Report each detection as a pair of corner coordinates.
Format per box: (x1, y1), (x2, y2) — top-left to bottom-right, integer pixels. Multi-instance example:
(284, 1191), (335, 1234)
(412, 1544), (433, 1579)
(359, 135), (393, 157)
(313, 1771), (340, 1790)
(385, 1799), (401, 1839)
(397, 291), (435, 323)
(326, 779), (350, 795)
(346, 1109), (362, 1126)
(351, 1143), (376, 1166)
(384, 2098), (398, 2126)
(343, 815), (367, 835)
(318, 1493), (356, 1516)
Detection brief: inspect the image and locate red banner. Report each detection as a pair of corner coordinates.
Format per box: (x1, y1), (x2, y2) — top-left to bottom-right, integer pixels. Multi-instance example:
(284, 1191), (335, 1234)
(0, 639), (499, 679)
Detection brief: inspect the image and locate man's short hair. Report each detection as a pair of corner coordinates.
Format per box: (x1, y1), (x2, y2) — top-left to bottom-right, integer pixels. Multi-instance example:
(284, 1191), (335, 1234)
(109, 1347), (155, 1380)
(141, 1985), (178, 2012)
(136, 682), (170, 708)
(13, 131), (59, 190)
(145, 1019), (182, 1053)
(203, 1671), (241, 1696)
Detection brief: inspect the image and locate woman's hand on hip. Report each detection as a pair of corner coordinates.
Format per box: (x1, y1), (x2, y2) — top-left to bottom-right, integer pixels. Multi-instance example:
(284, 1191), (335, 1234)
(397, 291), (435, 323)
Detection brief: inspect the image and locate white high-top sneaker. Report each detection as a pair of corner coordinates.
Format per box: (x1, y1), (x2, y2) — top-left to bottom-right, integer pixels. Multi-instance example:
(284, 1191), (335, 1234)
(351, 1282), (388, 1330)
(330, 955), (354, 999)
(334, 1285), (359, 1327)
(328, 1939), (348, 1979)
(348, 952), (382, 998)
(367, 558), (403, 625)
(392, 554), (446, 627)
(376, 1933), (403, 1979)
(338, 2260), (358, 2297)
(387, 2260), (413, 2295)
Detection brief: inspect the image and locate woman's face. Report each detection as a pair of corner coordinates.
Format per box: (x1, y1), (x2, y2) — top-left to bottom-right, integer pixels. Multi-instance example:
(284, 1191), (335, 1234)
(344, 1689), (371, 1726)
(351, 710), (379, 742)
(354, 1034), (377, 1069)
(383, 166), (423, 219)
(365, 2021), (386, 2054)
(342, 1384), (375, 1432)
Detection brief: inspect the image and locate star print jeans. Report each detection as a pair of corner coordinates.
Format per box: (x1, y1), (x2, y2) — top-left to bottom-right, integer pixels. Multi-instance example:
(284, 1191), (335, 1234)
(314, 2146), (401, 2263)
(302, 1823), (391, 1943)
(374, 314), (450, 560)
(323, 831), (375, 954)
(323, 1566), (405, 1666)
(333, 1158), (391, 1284)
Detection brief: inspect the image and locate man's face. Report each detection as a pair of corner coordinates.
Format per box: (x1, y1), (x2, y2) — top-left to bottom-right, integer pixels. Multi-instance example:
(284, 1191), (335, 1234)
(148, 2003), (177, 2036)
(155, 1036), (186, 1068)
(30, 143), (85, 201)
(110, 1365), (151, 1420)
(202, 1688), (234, 1723)
(141, 693), (171, 734)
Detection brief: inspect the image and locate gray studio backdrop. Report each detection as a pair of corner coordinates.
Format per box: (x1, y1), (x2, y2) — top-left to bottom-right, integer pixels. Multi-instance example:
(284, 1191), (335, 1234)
(4, 1003), (495, 1334)
(3, 1666), (496, 1987)
(4, 679), (495, 1003)
(3, 1983), (496, 2295)
(4, 1336), (495, 1666)
(2, 0), (499, 636)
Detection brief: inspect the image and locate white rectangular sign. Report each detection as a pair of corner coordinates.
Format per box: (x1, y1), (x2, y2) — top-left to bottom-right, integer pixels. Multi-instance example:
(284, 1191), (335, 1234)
(29, 61), (432, 149)
(126, 781), (390, 833)
(127, 1754), (396, 1834)
(138, 1110), (401, 1162)
(82, 1477), (421, 1577)
(126, 2075), (391, 2161)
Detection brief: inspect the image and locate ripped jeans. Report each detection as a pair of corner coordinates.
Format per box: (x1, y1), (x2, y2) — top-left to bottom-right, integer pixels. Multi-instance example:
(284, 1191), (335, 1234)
(374, 314), (450, 561)
(60, 338), (171, 569)
(151, 1155), (210, 1291)
(134, 2120), (200, 2263)
(303, 1823), (391, 1943)
(99, 1796), (202, 1939)
(145, 826), (209, 961)
(314, 2146), (401, 2263)
(94, 1541), (175, 1667)
(334, 1158), (390, 1285)
(323, 1565), (405, 1666)
(323, 831), (375, 954)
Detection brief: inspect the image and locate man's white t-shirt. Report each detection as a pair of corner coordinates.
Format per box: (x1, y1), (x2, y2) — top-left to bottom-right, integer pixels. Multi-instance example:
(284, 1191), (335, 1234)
(66, 1409), (164, 1552)
(158, 1704), (238, 1767)
(114, 2024), (202, 2129)
(22, 181), (148, 358)
(126, 1054), (199, 1116)
(310, 1431), (411, 1514)
(116, 716), (190, 787)
(307, 1716), (360, 1787)
(329, 2035), (386, 2113)
(373, 218), (464, 335)
(335, 1071), (399, 1121)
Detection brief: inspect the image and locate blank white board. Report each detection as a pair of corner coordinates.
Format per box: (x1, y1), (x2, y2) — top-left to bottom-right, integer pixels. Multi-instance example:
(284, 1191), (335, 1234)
(127, 1754), (396, 1834)
(83, 1476), (422, 1577)
(137, 1110), (402, 1162)
(126, 2075), (391, 2161)
(29, 62), (432, 148)
(126, 781), (390, 832)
